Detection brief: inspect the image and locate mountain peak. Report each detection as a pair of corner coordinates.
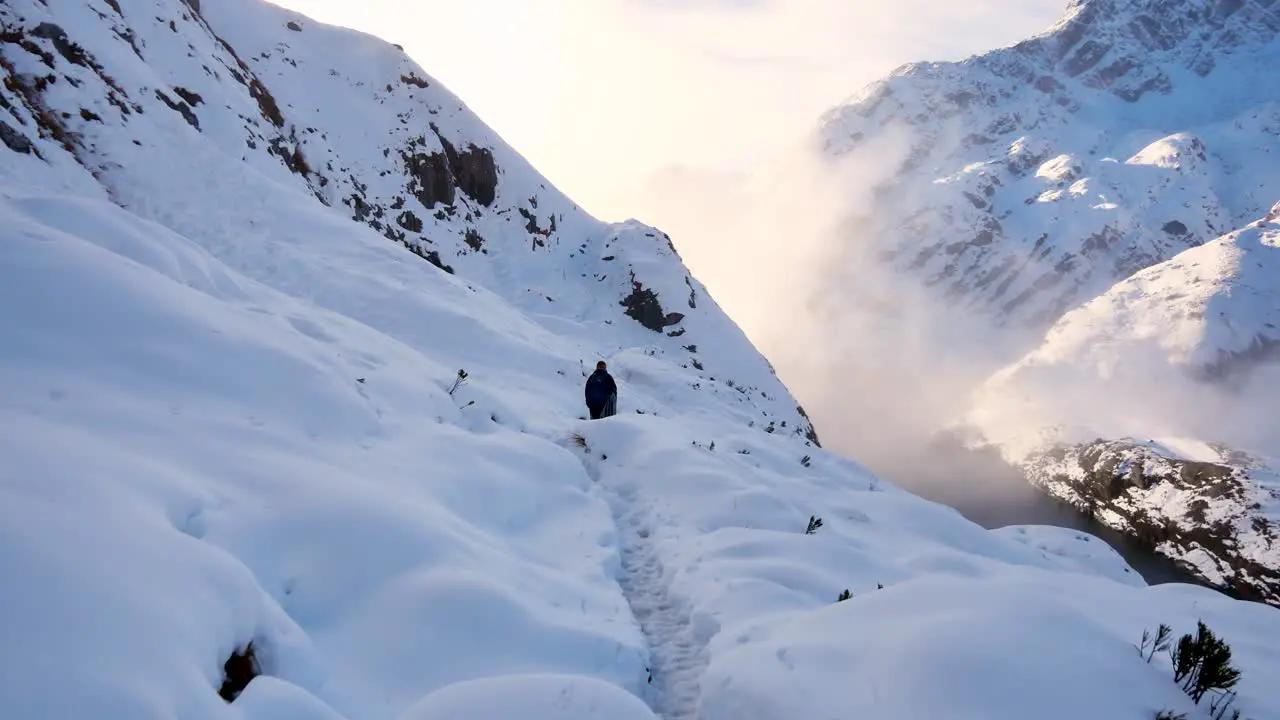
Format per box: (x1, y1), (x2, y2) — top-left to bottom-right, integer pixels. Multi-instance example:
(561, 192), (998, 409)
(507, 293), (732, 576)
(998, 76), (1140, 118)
(1020, 0), (1280, 93)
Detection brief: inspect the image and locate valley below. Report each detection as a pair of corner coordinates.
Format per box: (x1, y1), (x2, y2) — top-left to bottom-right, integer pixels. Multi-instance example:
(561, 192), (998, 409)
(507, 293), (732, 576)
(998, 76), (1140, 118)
(874, 437), (1245, 596)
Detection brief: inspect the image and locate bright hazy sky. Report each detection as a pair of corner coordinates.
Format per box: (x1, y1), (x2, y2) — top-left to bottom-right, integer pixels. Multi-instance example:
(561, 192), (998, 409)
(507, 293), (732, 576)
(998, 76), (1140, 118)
(270, 0), (1066, 222)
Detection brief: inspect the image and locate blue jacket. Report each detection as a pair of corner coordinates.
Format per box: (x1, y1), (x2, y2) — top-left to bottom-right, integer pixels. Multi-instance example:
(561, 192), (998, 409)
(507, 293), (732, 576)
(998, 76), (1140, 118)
(584, 369), (617, 406)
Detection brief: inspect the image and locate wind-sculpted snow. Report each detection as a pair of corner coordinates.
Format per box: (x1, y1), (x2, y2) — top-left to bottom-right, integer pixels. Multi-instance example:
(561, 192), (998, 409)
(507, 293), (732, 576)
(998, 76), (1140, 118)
(4, 0), (1280, 718)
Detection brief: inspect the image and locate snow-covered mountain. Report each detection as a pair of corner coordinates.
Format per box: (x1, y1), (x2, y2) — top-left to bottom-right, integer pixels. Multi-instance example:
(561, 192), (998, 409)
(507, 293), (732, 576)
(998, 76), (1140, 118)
(0, 0), (818, 444)
(819, 0), (1280, 341)
(4, 0), (1280, 719)
(811, 0), (1280, 604)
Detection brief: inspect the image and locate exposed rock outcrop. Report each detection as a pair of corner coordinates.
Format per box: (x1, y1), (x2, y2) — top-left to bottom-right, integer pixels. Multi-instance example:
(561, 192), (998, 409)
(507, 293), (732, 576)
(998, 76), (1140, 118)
(1024, 440), (1280, 605)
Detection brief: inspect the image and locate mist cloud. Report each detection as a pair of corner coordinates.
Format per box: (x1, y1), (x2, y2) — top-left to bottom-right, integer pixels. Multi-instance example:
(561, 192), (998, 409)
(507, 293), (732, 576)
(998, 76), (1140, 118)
(631, 124), (1010, 475)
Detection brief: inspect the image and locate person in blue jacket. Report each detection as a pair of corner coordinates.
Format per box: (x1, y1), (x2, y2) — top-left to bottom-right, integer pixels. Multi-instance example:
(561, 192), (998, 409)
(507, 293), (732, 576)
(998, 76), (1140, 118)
(584, 360), (617, 420)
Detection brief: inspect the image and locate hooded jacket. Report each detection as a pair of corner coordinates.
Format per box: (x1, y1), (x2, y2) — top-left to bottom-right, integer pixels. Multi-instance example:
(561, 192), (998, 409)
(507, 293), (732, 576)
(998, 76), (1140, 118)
(584, 368), (617, 406)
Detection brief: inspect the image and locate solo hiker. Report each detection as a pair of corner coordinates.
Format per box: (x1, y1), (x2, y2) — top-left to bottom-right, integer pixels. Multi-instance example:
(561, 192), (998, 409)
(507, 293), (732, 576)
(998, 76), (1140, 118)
(584, 360), (617, 420)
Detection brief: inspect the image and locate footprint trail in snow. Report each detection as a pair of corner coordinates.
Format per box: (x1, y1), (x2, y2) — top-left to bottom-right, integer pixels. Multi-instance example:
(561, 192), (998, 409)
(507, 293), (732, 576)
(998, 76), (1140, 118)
(588, 452), (710, 720)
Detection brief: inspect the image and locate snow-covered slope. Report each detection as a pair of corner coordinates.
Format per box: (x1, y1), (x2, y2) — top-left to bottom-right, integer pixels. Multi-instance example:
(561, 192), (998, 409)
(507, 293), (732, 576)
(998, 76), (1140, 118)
(5, 1), (1280, 719)
(0, 0), (816, 446)
(818, 0), (1280, 344)
(980, 201), (1280, 389)
(6, 191), (1279, 718)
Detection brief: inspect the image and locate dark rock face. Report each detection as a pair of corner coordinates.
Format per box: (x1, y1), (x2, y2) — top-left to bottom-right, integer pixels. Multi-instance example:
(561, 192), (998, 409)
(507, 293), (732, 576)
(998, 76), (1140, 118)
(1024, 439), (1280, 605)
(796, 405), (822, 447)
(396, 210), (423, 233)
(621, 281), (668, 333)
(400, 133), (498, 210)
(154, 89), (200, 130)
(620, 273), (684, 334)
(423, 248), (454, 275)
(0, 120), (32, 153)
(438, 135), (497, 207)
(402, 139), (456, 208)
(172, 86), (203, 106)
(400, 73), (429, 89)
(31, 23), (90, 67)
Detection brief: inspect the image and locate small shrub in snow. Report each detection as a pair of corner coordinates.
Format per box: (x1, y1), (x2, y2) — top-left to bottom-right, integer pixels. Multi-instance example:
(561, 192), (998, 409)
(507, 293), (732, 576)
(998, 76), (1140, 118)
(447, 368), (468, 396)
(1207, 692), (1241, 720)
(1140, 620), (1243, 718)
(1171, 621), (1240, 705)
(837, 589), (852, 602)
(800, 454), (812, 468)
(1138, 623), (1173, 662)
(569, 432), (588, 450)
(1154, 712), (1187, 720)
(218, 641), (260, 702)
(805, 516), (823, 535)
